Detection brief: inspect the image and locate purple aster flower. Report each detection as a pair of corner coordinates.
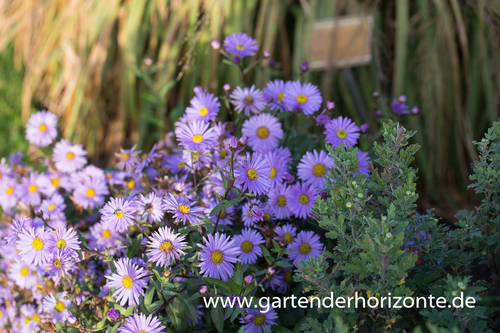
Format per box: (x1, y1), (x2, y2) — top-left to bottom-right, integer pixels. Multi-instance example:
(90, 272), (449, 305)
(197, 233), (240, 282)
(264, 151), (288, 188)
(283, 81), (322, 115)
(162, 153), (188, 174)
(242, 200), (265, 227)
(240, 304), (278, 333)
(135, 192), (165, 223)
(185, 91), (221, 122)
(234, 152), (271, 195)
(52, 139), (87, 173)
(135, 144), (161, 172)
(324, 116), (360, 147)
(164, 194), (205, 225)
(4, 214), (29, 245)
(178, 121), (217, 152)
(19, 172), (45, 206)
(119, 313), (165, 333)
(391, 98), (410, 115)
(286, 182), (317, 219)
(233, 228), (265, 264)
(105, 258), (149, 307)
(115, 146), (141, 171)
(88, 222), (125, 254)
(263, 80), (289, 111)
(209, 200), (235, 226)
(7, 259), (38, 290)
(241, 113), (283, 153)
(230, 86), (267, 116)
(274, 223), (297, 245)
(223, 32), (259, 58)
(100, 196), (136, 232)
(313, 109), (330, 126)
(297, 150), (335, 190)
(40, 193), (66, 220)
(73, 178), (109, 209)
(146, 226), (187, 267)
(45, 251), (76, 285)
(268, 186), (291, 220)
(0, 177), (19, 210)
(263, 272), (285, 291)
(16, 226), (51, 266)
(25, 110), (58, 147)
(354, 151), (371, 177)
(47, 227), (81, 257)
(42, 292), (71, 323)
(288, 230), (323, 264)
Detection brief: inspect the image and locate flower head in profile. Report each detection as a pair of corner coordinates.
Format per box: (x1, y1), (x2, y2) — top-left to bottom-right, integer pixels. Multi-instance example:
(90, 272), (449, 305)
(242, 113), (283, 153)
(234, 152), (271, 195)
(239, 304), (278, 333)
(297, 150), (335, 190)
(198, 233), (240, 281)
(286, 182), (317, 219)
(115, 146), (141, 171)
(233, 228), (265, 264)
(354, 151), (371, 177)
(178, 121), (217, 152)
(135, 144), (161, 172)
(105, 258), (149, 306)
(324, 116), (360, 147)
(100, 196), (136, 232)
(4, 214), (29, 245)
(283, 81), (322, 115)
(147, 227), (187, 267)
(25, 110), (58, 147)
(163, 194), (205, 225)
(186, 91), (221, 122)
(42, 292), (72, 323)
(119, 313), (165, 333)
(16, 226), (51, 266)
(288, 230), (323, 264)
(230, 86), (267, 116)
(52, 139), (87, 173)
(263, 80), (289, 111)
(223, 32), (259, 58)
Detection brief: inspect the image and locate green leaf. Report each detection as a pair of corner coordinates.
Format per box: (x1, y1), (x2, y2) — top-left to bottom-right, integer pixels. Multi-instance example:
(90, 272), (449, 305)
(177, 293), (198, 324)
(127, 234), (143, 258)
(210, 196), (244, 217)
(144, 284), (155, 307)
(211, 301), (224, 332)
(203, 277), (232, 293)
(234, 261), (243, 286)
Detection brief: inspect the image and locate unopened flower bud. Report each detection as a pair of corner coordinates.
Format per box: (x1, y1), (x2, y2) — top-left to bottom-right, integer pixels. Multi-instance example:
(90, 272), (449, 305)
(107, 309), (120, 321)
(144, 57), (153, 66)
(68, 315), (78, 326)
(386, 232), (393, 239)
(244, 275), (254, 285)
(319, 191), (327, 200)
(301, 61), (309, 72)
(285, 173), (295, 184)
(398, 95), (407, 103)
(326, 101), (335, 110)
(452, 291), (457, 297)
(263, 50), (271, 58)
(193, 86), (203, 95)
(199, 285), (209, 295)
(360, 123), (369, 133)
(411, 106), (419, 115)
(279, 240), (287, 248)
(372, 91), (380, 98)
(223, 83), (231, 92)
(226, 136), (238, 150)
(163, 271), (171, 278)
(268, 58), (276, 67)
(346, 202), (353, 209)
(211, 39), (220, 50)
(266, 266), (276, 277)
(458, 282), (466, 291)
(34, 207), (43, 217)
(233, 56), (240, 64)
(244, 314), (255, 323)
(239, 135), (249, 146)
(375, 110), (382, 117)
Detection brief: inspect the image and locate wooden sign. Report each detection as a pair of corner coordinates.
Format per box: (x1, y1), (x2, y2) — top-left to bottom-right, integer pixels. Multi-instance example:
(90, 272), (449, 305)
(309, 15), (373, 69)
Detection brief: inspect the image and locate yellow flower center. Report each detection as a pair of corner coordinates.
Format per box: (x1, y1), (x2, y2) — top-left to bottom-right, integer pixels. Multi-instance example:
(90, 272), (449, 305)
(199, 107), (209, 116)
(269, 167), (277, 178)
(256, 127), (269, 139)
(219, 150), (228, 159)
(25, 317), (31, 324)
(51, 178), (60, 186)
(177, 203), (191, 214)
(33, 314), (41, 322)
(5, 186), (13, 195)
(354, 161), (359, 172)
(218, 210), (227, 218)
(312, 163), (326, 177)
(32, 238), (44, 250)
(48, 203), (56, 211)
(296, 94), (308, 104)
(160, 240), (174, 253)
(55, 301), (66, 312)
(66, 152), (75, 160)
(122, 275), (134, 289)
(20, 267), (29, 276)
(56, 239), (66, 249)
(127, 180), (135, 189)
(211, 250), (224, 264)
(247, 168), (258, 180)
(177, 162), (185, 169)
(192, 135), (203, 143)
(102, 230), (111, 239)
(337, 130), (347, 139)
(236, 44), (245, 51)
(54, 259), (62, 268)
(114, 210), (124, 219)
(277, 195), (286, 207)
(263, 213), (270, 220)
(277, 92), (285, 103)
(283, 233), (293, 244)
(28, 184), (37, 193)
(86, 188), (96, 197)
(299, 243), (311, 255)
(284, 270), (292, 283)
(241, 240), (253, 253)
(254, 314), (266, 326)
(120, 153), (130, 161)
(244, 96), (254, 105)
(299, 194), (310, 204)
(39, 124), (48, 132)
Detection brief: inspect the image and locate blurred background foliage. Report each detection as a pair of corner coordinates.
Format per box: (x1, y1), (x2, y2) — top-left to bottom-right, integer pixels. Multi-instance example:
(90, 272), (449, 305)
(0, 0), (499, 221)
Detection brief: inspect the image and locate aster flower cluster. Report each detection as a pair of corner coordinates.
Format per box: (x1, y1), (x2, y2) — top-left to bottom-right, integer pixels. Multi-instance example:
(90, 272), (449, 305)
(0, 32), (380, 333)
